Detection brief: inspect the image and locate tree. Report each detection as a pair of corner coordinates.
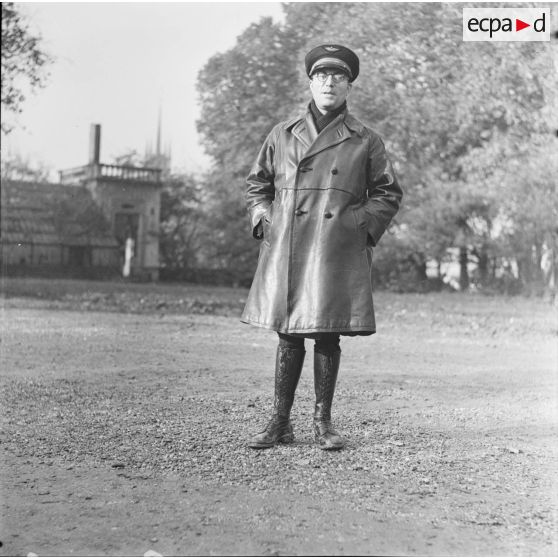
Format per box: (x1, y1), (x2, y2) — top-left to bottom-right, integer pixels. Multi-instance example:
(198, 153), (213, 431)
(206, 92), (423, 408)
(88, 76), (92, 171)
(460, 132), (558, 293)
(1, 152), (52, 182)
(1, 2), (52, 134)
(159, 173), (207, 271)
(197, 17), (305, 173)
(196, 17), (307, 275)
(195, 2), (555, 292)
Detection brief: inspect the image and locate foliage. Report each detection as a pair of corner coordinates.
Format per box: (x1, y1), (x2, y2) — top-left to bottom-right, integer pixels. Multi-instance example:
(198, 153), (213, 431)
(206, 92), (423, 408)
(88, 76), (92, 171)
(192, 2), (555, 294)
(197, 17), (306, 173)
(111, 150), (145, 168)
(1, 152), (52, 182)
(159, 173), (207, 271)
(52, 192), (113, 241)
(461, 132), (558, 292)
(1, 2), (51, 134)
(195, 18), (307, 276)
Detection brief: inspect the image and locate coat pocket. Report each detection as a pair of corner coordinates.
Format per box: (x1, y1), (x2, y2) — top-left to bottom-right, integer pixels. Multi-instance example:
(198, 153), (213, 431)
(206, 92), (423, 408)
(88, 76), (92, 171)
(352, 205), (369, 248)
(352, 205), (368, 229)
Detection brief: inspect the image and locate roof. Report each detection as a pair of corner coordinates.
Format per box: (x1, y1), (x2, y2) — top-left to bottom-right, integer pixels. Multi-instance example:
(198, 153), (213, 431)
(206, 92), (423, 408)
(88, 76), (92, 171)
(1, 179), (119, 248)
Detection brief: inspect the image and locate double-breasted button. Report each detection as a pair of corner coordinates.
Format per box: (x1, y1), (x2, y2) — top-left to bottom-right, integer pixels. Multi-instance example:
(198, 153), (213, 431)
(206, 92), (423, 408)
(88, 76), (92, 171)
(294, 209), (306, 216)
(331, 168), (338, 175)
(324, 211), (333, 219)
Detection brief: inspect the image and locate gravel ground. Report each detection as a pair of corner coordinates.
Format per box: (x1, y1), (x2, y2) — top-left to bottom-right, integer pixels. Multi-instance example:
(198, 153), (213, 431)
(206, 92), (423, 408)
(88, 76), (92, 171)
(1, 282), (557, 556)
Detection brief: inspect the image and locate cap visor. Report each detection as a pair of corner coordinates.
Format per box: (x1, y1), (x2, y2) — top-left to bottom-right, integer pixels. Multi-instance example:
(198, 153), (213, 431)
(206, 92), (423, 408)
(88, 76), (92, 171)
(310, 58), (352, 78)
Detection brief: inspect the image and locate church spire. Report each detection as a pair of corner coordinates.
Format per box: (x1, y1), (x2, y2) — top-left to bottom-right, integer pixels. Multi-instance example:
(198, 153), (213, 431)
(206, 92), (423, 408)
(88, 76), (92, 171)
(156, 104), (162, 158)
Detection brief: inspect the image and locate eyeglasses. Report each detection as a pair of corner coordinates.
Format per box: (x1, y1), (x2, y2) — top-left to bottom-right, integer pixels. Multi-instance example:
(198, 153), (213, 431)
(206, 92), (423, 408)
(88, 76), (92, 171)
(312, 71), (349, 84)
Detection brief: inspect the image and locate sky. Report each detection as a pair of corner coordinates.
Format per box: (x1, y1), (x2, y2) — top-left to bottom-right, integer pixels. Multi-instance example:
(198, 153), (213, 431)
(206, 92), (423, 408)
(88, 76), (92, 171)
(4, 2), (285, 177)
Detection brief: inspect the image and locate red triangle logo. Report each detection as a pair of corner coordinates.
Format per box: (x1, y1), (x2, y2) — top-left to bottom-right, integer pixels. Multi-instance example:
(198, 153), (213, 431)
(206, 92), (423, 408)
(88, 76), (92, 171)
(516, 18), (530, 31)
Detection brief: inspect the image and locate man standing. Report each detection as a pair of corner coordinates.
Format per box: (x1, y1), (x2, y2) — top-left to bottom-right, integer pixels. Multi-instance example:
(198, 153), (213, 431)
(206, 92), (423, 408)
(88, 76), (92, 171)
(242, 44), (403, 450)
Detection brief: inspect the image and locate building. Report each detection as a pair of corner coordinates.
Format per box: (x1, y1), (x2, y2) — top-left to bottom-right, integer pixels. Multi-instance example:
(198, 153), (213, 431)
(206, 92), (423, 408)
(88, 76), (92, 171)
(1, 179), (121, 275)
(1, 124), (163, 280)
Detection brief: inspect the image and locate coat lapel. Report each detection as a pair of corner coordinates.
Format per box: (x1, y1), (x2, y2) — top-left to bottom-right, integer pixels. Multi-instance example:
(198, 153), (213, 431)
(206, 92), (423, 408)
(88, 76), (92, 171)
(288, 109), (353, 164)
(289, 116), (313, 151)
(302, 114), (353, 162)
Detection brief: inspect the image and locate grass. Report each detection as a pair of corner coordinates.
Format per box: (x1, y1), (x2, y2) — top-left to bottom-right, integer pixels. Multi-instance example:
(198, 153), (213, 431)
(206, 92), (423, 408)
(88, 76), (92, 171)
(1, 275), (248, 300)
(1, 275), (555, 338)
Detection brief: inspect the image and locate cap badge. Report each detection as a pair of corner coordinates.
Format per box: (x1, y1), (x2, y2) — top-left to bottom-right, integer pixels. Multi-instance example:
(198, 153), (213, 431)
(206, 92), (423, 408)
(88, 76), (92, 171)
(324, 46), (340, 52)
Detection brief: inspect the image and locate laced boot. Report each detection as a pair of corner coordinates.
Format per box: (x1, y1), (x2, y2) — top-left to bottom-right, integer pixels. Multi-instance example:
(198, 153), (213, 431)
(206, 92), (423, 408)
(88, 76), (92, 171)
(313, 349), (345, 450)
(248, 344), (305, 449)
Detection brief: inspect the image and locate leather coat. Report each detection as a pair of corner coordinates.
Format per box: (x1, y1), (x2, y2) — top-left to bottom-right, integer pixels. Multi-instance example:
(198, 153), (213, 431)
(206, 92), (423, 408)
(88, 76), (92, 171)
(241, 106), (402, 335)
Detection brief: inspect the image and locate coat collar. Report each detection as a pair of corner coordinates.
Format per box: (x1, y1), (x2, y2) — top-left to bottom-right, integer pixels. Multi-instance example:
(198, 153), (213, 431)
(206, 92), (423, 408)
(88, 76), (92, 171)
(286, 110), (317, 149)
(285, 105), (366, 162)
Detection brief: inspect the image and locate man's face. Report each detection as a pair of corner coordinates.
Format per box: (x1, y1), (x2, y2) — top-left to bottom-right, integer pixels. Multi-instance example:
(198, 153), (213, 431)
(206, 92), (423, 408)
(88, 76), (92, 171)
(309, 67), (352, 113)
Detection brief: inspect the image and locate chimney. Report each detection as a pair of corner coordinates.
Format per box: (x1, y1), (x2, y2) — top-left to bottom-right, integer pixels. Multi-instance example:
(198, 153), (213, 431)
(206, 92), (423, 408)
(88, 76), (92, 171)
(89, 124), (101, 164)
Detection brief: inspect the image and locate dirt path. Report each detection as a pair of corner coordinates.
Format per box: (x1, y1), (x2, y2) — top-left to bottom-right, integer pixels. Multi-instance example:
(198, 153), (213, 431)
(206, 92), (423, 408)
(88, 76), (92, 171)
(1, 294), (557, 556)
